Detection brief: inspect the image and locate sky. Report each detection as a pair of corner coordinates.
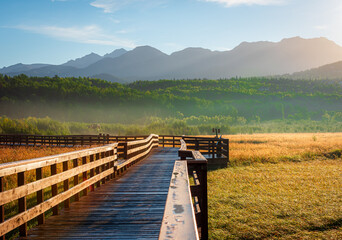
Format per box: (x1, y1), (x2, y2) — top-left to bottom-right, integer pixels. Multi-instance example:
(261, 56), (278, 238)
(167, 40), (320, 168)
(1, 0), (342, 68)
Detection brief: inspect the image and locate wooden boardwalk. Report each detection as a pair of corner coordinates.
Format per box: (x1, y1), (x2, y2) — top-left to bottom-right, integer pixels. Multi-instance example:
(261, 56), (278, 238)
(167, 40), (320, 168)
(22, 148), (178, 240)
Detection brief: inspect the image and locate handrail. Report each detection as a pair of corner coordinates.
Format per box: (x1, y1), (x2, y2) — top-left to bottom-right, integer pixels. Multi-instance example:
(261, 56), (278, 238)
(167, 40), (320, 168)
(159, 161), (199, 240)
(160, 140), (208, 240)
(115, 134), (159, 173)
(0, 144), (116, 177)
(0, 133), (228, 168)
(0, 143), (118, 238)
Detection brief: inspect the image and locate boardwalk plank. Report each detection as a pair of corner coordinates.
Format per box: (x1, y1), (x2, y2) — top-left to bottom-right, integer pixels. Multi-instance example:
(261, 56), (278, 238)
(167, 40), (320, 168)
(21, 148), (177, 240)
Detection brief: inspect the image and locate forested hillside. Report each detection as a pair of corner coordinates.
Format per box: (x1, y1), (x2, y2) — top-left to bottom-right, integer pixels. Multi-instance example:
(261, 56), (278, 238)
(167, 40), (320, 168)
(1, 74), (341, 134)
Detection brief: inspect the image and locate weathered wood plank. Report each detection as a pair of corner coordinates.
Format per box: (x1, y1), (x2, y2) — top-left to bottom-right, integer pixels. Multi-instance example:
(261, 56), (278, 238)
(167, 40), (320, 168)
(159, 160), (199, 240)
(0, 143), (117, 177)
(126, 134), (157, 147)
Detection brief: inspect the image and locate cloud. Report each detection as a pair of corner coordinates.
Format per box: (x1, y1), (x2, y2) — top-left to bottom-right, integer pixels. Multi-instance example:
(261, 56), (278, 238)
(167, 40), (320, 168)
(90, 0), (118, 13)
(90, 0), (134, 13)
(90, 0), (166, 13)
(314, 25), (328, 30)
(12, 25), (136, 48)
(202, 0), (284, 7)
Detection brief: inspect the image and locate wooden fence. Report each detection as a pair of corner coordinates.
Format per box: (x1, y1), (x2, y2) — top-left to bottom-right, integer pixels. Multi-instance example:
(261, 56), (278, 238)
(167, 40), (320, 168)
(0, 134), (111, 147)
(0, 134), (158, 239)
(0, 134), (229, 168)
(159, 139), (208, 240)
(159, 135), (229, 168)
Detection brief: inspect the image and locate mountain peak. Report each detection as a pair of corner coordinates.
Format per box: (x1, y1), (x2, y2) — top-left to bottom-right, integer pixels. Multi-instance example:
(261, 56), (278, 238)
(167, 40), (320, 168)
(103, 48), (127, 59)
(62, 52), (102, 68)
(127, 46), (168, 58)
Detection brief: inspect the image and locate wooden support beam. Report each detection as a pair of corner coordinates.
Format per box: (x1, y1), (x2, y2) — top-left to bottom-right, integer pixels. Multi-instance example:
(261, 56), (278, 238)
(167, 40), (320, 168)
(0, 177), (4, 240)
(18, 172), (27, 237)
(36, 168), (45, 225)
(51, 164), (58, 216)
(82, 156), (87, 196)
(89, 154), (95, 191)
(63, 162), (70, 208)
(95, 153), (100, 188)
(101, 152), (105, 185)
(73, 159), (79, 202)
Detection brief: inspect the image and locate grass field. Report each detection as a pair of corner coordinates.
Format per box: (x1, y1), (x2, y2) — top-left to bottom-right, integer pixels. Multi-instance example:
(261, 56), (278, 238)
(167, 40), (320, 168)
(209, 132), (342, 239)
(1, 133), (341, 239)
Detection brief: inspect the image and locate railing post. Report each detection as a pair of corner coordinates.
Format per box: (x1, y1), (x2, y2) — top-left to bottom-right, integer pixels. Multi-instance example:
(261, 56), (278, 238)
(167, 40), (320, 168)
(227, 139), (230, 163)
(18, 172), (27, 237)
(82, 156), (88, 196)
(194, 138), (198, 151)
(95, 153), (101, 188)
(123, 142), (128, 159)
(217, 139), (222, 158)
(63, 162), (70, 208)
(36, 168), (45, 224)
(106, 151), (111, 181)
(51, 164), (58, 215)
(162, 136), (165, 147)
(199, 162), (208, 240)
(110, 149), (115, 179)
(73, 159), (80, 201)
(101, 152), (106, 185)
(90, 154), (95, 191)
(0, 177), (4, 240)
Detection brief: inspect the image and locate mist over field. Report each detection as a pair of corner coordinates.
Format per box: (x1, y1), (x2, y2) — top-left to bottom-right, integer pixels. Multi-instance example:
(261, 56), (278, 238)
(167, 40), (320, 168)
(1, 74), (341, 135)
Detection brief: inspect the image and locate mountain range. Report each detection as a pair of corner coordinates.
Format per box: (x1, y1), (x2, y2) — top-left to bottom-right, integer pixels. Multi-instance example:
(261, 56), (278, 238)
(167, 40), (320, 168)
(2, 37), (342, 82)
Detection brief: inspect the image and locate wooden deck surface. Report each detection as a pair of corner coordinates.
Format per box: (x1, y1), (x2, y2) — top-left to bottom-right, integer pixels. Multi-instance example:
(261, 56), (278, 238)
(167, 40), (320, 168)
(21, 148), (178, 240)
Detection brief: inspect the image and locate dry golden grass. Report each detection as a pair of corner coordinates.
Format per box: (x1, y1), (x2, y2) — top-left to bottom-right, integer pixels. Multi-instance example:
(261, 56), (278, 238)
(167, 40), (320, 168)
(222, 132), (342, 165)
(0, 145), (85, 164)
(0, 145), (88, 191)
(208, 132), (342, 239)
(209, 160), (342, 239)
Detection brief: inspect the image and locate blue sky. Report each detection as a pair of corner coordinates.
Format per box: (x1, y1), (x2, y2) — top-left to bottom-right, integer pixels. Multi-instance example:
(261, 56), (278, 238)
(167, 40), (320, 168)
(1, 0), (342, 67)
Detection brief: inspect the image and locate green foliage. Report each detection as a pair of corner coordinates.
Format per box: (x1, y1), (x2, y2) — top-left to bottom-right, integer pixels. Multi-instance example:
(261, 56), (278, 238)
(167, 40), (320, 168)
(0, 74), (341, 129)
(0, 116), (69, 135)
(1, 116), (342, 135)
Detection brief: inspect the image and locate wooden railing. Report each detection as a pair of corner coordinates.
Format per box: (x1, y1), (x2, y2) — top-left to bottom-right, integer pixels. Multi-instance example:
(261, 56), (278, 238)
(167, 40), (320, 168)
(0, 134), (159, 239)
(0, 134), (228, 168)
(160, 139), (208, 240)
(160, 135), (229, 168)
(116, 134), (159, 173)
(0, 143), (118, 239)
(0, 134), (111, 147)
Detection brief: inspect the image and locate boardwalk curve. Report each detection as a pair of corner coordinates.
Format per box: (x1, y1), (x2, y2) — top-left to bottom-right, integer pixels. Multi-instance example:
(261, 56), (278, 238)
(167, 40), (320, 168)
(22, 148), (177, 240)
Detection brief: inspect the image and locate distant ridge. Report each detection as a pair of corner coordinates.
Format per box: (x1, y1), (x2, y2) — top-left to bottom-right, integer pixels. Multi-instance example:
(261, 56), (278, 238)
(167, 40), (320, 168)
(0, 63), (51, 74)
(291, 61), (342, 79)
(62, 52), (102, 68)
(2, 37), (342, 82)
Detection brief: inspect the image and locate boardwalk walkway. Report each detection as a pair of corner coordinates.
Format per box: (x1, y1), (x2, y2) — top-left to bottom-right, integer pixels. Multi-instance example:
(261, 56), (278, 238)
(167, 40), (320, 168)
(22, 148), (178, 240)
